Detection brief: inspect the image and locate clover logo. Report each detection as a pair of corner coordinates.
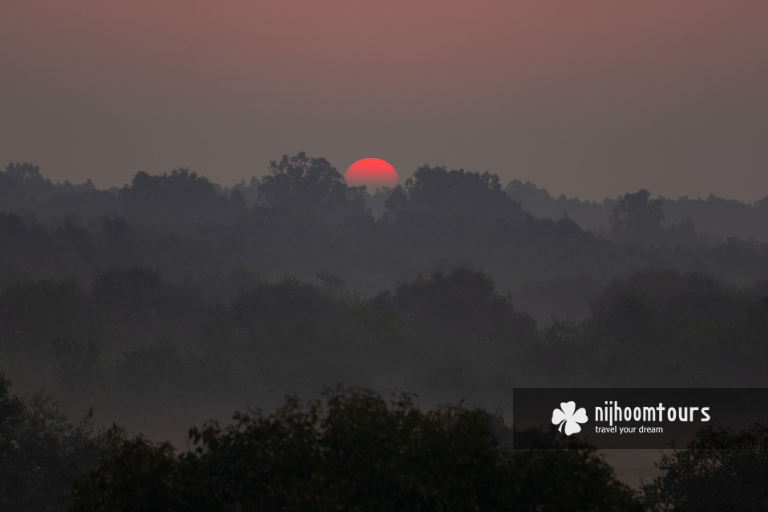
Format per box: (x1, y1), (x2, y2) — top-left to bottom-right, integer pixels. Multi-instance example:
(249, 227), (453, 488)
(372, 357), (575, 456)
(552, 401), (588, 436)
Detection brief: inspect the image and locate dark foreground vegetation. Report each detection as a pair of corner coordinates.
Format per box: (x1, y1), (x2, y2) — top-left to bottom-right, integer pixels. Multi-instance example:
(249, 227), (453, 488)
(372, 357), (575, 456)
(4, 376), (767, 511)
(67, 389), (644, 512)
(1, 154), (767, 509)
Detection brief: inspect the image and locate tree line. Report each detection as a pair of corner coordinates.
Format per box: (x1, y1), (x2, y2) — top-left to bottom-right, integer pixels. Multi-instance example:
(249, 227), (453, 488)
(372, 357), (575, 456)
(2, 153), (767, 509)
(506, 179), (768, 243)
(1, 156), (767, 318)
(1, 265), (766, 421)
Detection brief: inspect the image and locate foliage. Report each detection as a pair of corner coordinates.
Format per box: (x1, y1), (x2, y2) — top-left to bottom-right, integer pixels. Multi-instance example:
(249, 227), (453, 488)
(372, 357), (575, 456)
(69, 389), (643, 511)
(0, 159), (766, 305)
(505, 179), (768, 244)
(0, 373), (119, 512)
(402, 165), (525, 221)
(0, 263), (766, 415)
(5, 162), (46, 182)
(3, 162), (99, 205)
(0, 157), (766, 507)
(642, 423), (768, 511)
(609, 189), (665, 244)
(119, 168), (232, 230)
(259, 152), (368, 225)
(387, 267), (537, 346)
(0, 279), (83, 357)
(0, 172), (21, 204)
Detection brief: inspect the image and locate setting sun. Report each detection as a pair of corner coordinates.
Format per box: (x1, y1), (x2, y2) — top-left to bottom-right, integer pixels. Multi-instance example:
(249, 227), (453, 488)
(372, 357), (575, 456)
(344, 158), (399, 189)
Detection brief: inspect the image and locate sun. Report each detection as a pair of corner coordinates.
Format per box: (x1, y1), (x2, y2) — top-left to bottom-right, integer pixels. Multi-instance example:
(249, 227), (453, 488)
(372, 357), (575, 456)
(344, 158), (399, 189)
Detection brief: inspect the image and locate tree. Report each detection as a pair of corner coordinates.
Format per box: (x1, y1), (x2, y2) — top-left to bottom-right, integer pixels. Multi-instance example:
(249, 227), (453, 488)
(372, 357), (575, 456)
(587, 269), (742, 343)
(3, 162), (58, 202)
(68, 389), (643, 511)
(229, 277), (333, 333)
(0, 279), (83, 357)
(258, 152), (368, 225)
(119, 168), (229, 229)
(0, 373), (117, 512)
(388, 267), (537, 346)
(5, 162), (44, 182)
(642, 423), (768, 511)
(91, 265), (164, 311)
(382, 184), (409, 213)
(609, 189), (665, 243)
(400, 165), (525, 221)
(0, 172), (21, 205)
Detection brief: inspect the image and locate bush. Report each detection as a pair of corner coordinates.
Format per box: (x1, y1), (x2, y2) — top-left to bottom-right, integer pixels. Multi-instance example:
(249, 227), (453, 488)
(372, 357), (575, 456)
(69, 389), (643, 511)
(0, 373), (118, 512)
(642, 423), (768, 511)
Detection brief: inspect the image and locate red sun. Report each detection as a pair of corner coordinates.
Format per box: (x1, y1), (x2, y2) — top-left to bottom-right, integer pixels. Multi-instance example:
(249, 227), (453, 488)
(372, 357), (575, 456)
(344, 158), (399, 189)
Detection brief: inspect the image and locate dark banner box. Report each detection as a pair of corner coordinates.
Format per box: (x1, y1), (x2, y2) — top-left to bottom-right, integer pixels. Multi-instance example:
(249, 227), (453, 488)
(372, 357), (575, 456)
(512, 388), (768, 449)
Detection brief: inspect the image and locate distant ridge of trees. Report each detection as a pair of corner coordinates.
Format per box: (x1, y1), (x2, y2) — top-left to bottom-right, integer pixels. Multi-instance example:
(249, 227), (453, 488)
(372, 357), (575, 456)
(1, 155), (767, 303)
(1, 156), (767, 509)
(505, 179), (768, 243)
(4, 158), (767, 243)
(1, 265), (767, 418)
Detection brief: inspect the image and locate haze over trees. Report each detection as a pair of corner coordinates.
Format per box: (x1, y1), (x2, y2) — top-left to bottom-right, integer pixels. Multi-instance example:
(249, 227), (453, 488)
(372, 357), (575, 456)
(505, 178), (768, 244)
(0, 154), (767, 509)
(1, 154), (766, 398)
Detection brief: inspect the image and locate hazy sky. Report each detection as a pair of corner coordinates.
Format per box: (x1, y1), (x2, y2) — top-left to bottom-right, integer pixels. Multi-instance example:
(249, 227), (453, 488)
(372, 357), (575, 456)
(2, 0), (767, 201)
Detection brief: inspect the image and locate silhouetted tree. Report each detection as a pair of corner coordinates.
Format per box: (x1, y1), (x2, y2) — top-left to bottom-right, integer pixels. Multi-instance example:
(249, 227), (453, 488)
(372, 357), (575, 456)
(382, 185), (409, 213)
(100, 215), (134, 242)
(227, 277), (338, 355)
(402, 165), (525, 221)
(0, 172), (20, 204)
(68, 389), (643, 511)
(588, 269), (741, 342)
(3, 162), (57, 202)
(642, 423), (768, 511)
(119, 168), (228, 229)
(0, 373), (117, 512)
(5, 162), (44, 182)
(258, 152), (368, 225)
(388, 267), (537, 346)
(0, 279), (83, 357)
(609, 189), (665, 243)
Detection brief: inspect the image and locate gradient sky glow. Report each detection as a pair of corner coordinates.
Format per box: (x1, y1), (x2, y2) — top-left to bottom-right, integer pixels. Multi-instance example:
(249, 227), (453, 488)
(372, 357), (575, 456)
(2, 0), (767, 201)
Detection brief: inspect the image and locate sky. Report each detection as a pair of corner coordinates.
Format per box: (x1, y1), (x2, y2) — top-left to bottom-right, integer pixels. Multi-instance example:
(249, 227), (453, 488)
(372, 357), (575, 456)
(1, 0), (767, 201)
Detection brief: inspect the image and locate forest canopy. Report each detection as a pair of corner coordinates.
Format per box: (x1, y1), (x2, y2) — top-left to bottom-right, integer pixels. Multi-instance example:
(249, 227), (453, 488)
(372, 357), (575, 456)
(0, 155), (766, 510)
